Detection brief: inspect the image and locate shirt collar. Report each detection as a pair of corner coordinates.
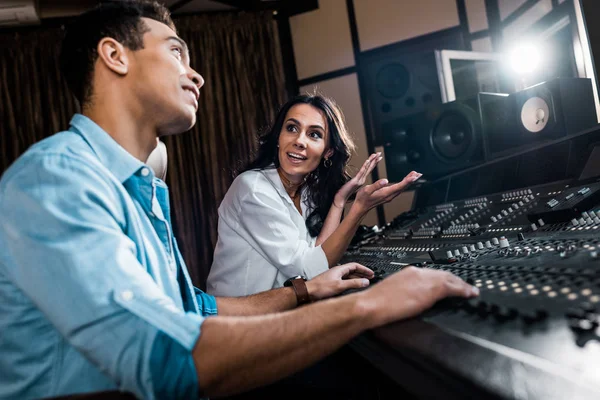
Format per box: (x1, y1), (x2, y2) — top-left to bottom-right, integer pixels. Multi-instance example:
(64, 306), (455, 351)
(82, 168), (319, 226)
(261, 165), (308, 206)
(69, 114), (147, 183)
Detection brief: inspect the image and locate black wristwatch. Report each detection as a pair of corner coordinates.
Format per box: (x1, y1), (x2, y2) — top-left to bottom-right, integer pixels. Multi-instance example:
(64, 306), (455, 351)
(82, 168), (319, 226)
(284, 275), (310, 306)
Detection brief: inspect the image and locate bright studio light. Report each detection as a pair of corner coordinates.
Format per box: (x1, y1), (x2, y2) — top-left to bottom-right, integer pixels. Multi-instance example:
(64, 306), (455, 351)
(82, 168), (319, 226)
(508, 43), (542, 75)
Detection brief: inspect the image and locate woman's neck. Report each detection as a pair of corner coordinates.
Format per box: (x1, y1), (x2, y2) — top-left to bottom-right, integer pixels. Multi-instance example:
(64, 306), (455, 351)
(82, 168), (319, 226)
(277, 167), (305, 199)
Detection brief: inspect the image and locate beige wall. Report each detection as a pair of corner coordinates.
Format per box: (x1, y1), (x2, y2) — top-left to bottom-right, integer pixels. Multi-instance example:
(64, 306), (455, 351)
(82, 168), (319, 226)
(354, 0), (460, 51)
(290, 0), (355, 80)
(499, 0), (529, 21)
(466, 0), (489, 32)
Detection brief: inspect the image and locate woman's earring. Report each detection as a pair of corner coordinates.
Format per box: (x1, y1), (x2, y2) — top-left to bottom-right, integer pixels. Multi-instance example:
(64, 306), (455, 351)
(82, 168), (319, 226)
(324, 157), (332, 168)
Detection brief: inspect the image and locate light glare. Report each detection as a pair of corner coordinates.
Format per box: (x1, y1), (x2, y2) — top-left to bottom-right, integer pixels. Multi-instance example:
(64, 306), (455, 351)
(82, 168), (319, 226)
(509, 43), (541, 75)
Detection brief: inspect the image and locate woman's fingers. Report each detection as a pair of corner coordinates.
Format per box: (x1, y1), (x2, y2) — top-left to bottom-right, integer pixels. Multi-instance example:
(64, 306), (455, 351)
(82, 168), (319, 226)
(355, 152), (381, 182)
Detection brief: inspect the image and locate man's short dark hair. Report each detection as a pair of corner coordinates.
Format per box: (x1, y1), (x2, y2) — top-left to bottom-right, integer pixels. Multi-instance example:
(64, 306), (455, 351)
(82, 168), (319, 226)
(59, 0), (175, 106)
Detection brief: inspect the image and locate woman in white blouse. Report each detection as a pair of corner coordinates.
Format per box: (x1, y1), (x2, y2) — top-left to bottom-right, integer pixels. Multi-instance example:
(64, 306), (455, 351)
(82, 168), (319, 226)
(207, 94), (421, 296)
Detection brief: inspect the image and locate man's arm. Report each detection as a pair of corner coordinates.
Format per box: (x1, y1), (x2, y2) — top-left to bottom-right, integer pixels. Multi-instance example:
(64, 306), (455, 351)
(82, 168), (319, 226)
(194, 266), (479, 397)
(215, 262), (374, 316)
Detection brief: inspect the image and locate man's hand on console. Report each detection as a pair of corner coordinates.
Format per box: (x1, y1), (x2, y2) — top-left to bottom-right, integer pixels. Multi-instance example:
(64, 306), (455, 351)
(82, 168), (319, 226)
(356, 266), (480, 329)
(306, 262), (374, 301)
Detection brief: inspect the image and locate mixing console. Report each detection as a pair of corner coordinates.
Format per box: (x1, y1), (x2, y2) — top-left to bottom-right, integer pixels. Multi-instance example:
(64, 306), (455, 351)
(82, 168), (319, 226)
(342, 178), (600, 389)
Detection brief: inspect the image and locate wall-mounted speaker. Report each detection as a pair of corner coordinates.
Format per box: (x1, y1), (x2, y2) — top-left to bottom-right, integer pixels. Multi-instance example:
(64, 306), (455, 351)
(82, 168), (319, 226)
(360, 28), (466, 143)
(479, 92), (520, 158)
(510, 78), (596, 139)
(382, 97), (485, 182)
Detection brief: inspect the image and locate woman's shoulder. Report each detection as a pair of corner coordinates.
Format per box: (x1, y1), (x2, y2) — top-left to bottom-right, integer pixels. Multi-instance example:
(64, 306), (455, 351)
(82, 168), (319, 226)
(230, 168), (277, 194)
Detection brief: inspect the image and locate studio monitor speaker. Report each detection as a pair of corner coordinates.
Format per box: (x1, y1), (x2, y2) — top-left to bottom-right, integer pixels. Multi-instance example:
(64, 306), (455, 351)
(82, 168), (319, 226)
(511, 78), (596, 139)
(382, 97), (485, 182)
(360, 28), (465, 142)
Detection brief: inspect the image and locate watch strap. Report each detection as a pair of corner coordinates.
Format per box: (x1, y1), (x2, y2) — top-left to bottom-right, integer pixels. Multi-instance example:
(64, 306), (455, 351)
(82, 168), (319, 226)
(290, 278), (310, 306)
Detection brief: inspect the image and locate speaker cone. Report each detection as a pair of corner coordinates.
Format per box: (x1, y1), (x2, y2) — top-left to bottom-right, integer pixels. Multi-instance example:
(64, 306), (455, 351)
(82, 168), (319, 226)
(520, 96), (550, 133)
(431, 111), (474, 160)
(375, 63), (410, 99)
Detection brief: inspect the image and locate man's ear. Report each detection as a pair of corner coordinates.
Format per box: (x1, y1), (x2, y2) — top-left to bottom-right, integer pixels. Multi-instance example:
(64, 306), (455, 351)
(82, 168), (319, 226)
(324, 148), (334, 159)
(96, 37), (129, 76)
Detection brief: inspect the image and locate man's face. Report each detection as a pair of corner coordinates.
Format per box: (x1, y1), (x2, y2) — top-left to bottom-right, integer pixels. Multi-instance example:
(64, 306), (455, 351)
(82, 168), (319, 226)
(127, 18), (204, 135)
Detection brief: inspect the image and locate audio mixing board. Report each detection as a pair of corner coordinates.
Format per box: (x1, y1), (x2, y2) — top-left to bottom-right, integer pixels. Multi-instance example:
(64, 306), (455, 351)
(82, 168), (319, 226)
(343, 178), (600, 398)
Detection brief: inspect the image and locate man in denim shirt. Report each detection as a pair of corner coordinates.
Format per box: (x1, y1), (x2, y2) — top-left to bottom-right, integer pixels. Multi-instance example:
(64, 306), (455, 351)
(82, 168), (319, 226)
(0, 1), (478, 399)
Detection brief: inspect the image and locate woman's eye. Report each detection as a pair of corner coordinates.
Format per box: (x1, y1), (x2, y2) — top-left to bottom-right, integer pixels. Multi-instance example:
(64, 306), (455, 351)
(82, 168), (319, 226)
(286, 125), (298, 132)
(172, 47), (182, 58)
(310, 131), (322, 139)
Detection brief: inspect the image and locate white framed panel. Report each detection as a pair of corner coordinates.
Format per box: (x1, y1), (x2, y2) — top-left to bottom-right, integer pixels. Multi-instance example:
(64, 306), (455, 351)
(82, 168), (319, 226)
(290, 0), (355, 80)
(354, 0), (459, 51)
(300, 73), (378, 226)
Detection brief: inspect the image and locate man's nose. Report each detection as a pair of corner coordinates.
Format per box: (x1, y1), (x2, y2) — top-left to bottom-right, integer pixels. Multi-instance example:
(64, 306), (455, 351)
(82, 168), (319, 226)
(188, 68), (204, 89)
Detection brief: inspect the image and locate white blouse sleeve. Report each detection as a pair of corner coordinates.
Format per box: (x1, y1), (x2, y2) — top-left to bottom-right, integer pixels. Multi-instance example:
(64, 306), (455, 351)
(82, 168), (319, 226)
(233, 176), (329, 279)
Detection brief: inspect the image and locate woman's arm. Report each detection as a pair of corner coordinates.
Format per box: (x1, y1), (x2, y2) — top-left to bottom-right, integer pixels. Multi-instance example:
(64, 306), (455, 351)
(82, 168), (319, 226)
(320, 171), (422, 267)
(315, 153), (381, 246)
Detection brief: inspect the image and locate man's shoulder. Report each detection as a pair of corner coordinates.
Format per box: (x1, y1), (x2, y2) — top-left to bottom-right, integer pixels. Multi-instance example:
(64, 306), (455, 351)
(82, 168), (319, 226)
(0, 130), (100, 188)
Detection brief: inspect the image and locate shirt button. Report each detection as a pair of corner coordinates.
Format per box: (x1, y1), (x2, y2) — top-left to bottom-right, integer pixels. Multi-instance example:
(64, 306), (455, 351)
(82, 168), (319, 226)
(141, 168), (150, 177)
(121, 290), (134, 301)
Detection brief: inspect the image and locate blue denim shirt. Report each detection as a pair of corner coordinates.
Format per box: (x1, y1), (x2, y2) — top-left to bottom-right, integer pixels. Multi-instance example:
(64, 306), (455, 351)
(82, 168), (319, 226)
(0, 114), (217, 399)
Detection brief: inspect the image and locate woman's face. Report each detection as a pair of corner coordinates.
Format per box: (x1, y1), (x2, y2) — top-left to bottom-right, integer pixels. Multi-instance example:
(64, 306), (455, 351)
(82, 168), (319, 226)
(277, 104), (333, 182)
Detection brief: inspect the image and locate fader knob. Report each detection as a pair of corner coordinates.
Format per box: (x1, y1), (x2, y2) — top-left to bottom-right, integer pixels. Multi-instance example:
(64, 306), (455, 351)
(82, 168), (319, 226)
(571, 218), (579, 226)
(469, 244), (476, 252)
(522, 309), (548, 324)
(477, 242), (484, 250)
(498, 237), (510, 248)
(586, 218), (594, 226)
(492, 237), (500, 246)
(485, 241), (493, 249)
(462, 246), (469, 254)
(568, 318), (597, 332)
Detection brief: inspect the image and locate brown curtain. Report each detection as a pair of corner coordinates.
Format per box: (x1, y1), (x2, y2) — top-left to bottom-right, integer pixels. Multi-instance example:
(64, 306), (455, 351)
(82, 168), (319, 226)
(0, 11), (286, 289)
(0, 28), (77, 172)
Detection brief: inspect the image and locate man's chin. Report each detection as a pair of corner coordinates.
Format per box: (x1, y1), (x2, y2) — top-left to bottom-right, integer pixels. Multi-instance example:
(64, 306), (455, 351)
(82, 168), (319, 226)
(160, 114), (197, 136)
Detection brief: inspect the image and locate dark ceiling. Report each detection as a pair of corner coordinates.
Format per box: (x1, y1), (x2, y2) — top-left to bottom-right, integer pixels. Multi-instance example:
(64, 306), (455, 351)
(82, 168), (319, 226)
(37, 0), (318, 20)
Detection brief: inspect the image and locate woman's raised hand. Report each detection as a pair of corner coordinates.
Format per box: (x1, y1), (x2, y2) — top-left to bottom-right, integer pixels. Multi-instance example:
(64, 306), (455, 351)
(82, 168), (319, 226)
(333, 152), (382, 208)
(352, 170), (422, 214)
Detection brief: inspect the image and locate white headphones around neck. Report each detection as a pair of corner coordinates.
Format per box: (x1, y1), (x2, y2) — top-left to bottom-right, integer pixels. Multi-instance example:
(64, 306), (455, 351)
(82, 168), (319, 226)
(146, 140), (168, 180)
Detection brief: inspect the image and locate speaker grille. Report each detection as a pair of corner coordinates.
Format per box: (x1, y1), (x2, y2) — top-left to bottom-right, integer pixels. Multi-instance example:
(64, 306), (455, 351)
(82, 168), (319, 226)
(375, 63), (410, 99)
(431, 110), (475, 160)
